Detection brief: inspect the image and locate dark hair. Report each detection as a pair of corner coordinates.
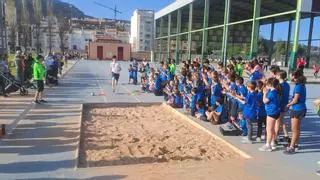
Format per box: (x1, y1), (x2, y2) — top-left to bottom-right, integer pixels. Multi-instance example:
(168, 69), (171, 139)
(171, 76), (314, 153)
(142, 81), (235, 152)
(269, 65), (280, 74)
(277, 70), (287, 80)
(246, 81), (257, 90)
(213, 77), (220, 84)
(112, 55), (117, 59)
(292, 69), (306, 85)
(228, 74), (236, 82)
(204, 59), (210, 64)
(236, 77), (244, 84)
(257, 80), (264, 89)
(266, 77), (279, 88)
(267, 77), (282, 97)
(216, 97), (223, 105)
(36, 55), (43, 60)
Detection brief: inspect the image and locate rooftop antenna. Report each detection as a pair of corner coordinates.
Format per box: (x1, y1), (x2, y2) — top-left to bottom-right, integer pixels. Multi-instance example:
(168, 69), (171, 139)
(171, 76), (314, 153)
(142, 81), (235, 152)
(93, 1), (122, 21)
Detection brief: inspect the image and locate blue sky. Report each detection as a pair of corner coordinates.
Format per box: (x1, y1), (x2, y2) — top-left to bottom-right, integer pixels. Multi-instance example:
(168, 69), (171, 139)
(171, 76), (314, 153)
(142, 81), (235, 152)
(61, 0), (174, 20)
(62, 0), (319, 46)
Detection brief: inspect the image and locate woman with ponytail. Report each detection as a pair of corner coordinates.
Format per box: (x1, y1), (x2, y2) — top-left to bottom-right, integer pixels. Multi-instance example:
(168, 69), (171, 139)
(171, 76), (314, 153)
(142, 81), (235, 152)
(284, 70), (307, 154)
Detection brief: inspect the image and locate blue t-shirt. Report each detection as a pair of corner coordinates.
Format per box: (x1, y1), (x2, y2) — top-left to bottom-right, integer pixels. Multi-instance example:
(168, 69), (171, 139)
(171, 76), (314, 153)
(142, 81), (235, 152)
(129, 69), (134, 77)
(280, 81), (290, 108)
(265, 89), (280, 116)
(197, 85), (205, 102)
(256, 91), (267, 117)
(238, 119), (248, 136)
(190, 94), (197, 109)
(243, 91), (257, 120)
(185, 83), (192, 94)
(178, 83), (185, 93)
(215, 104), (223, 114)
(198, 107), (206, 117)
(154, 76), (162, 91)
(249, 71), (262, 81)
(292, 84), (307, 111)
(237, 85), (248, 110)
(211, 83), (222, 105)
(167, 71), (173, 81)
(229, 82), (238, 103)
(174, 95), (183, 108)
(160, 70), (167, 82)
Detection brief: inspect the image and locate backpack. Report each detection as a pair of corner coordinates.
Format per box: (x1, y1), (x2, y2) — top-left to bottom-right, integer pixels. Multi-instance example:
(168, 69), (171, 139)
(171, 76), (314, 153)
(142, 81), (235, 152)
(219, 122), (242, 136)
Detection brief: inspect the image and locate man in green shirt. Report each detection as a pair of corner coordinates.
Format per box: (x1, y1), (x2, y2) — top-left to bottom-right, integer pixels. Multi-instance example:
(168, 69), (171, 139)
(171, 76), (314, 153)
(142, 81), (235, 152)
(33, 55), (47, 104)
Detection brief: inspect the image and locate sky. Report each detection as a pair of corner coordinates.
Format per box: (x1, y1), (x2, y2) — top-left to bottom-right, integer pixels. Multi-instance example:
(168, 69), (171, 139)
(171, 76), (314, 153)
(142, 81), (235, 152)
(61, 0), (174, 21)
(62, 0), (319, 47)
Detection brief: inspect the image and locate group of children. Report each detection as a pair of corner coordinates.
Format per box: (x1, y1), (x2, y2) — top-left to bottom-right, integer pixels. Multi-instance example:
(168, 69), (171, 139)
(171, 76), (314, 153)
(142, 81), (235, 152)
(135, 57), (307, 154)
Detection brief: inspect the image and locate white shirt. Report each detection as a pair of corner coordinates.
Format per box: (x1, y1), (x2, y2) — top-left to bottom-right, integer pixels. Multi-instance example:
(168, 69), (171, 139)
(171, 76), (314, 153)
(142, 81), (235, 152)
(110, 61), (122, 74)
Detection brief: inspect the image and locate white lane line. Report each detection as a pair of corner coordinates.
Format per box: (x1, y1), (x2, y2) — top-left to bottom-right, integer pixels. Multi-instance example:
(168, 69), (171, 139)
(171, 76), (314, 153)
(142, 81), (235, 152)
(122, 85), (142, 103)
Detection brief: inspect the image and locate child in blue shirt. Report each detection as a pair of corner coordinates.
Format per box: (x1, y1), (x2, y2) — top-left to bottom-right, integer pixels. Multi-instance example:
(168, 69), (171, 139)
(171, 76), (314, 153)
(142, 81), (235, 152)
(237, 112), (248, 136)
(128, 65), (134, 84)
(210, 77), (223, 108)
(235, 77), (248, 112)
(256, 80), (267, 142)
(172, 90), (183, 108)
(235, 81), (257, 144)
(153, 72), (163, 96)
(188, 88), (198, 116)
(196, 101), (207, 121)
(259, 77), (281, 152)
(206, 97), (224, 125)
(285, 70), (307, 154)
(224, 74), (238, 123)
(275, 70), (290, 143)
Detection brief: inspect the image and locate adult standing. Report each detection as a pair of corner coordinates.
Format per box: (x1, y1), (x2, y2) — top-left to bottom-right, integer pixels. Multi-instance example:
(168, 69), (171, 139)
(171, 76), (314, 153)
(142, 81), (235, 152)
(110, 55), (122, 92)
(33, 55), (47, 104)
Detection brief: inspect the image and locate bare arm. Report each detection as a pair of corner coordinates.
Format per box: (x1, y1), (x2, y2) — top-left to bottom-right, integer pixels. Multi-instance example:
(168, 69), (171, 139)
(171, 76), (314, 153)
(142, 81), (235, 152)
(287, 94), (300, 107)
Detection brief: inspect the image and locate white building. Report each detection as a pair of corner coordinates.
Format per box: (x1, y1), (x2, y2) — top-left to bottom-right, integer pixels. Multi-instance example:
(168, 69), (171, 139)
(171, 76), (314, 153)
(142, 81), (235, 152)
(130, 9), (155, 52)
(68, 28), (95, 52)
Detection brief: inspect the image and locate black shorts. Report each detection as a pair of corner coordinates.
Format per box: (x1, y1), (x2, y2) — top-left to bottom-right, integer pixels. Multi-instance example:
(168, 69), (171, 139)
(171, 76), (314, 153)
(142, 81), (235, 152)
(290, 109), (306, 119)
(112, 72), (120, 81)
(230, 102), (238, 118)
(36, 80), (44, 92)
(268, 113), (280, 120)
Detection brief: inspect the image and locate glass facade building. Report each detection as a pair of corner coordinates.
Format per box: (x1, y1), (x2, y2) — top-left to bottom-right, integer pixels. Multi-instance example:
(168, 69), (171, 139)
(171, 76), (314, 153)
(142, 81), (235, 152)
(154, 0), (320, 70)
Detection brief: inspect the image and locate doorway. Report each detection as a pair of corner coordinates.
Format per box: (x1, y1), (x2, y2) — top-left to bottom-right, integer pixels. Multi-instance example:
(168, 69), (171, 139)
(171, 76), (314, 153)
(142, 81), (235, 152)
(118, 47), (124, 60)
(97, 46), (103, 60)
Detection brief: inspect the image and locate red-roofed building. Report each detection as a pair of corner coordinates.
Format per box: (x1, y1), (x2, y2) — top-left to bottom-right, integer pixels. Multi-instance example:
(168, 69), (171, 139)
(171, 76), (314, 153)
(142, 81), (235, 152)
(88, 36), (131, 60)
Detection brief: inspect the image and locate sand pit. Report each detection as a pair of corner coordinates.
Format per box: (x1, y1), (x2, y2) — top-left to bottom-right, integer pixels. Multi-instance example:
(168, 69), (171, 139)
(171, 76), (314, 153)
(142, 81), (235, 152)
(79, 103), (241, 168)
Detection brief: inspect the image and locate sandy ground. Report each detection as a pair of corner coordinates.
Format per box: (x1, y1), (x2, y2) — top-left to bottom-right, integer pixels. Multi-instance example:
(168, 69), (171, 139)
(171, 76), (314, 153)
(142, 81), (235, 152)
(79, 104), (257, 179)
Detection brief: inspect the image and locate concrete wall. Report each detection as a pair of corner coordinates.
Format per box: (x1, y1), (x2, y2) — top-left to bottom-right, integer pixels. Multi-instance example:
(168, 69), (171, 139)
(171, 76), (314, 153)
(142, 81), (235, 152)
(88, 42), (131, 60)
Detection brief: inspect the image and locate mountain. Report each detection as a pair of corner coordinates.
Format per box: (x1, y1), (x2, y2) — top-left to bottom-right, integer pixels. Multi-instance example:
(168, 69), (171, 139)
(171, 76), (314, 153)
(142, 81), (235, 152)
(14, 0), (90, 23)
